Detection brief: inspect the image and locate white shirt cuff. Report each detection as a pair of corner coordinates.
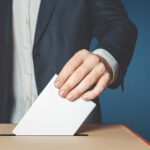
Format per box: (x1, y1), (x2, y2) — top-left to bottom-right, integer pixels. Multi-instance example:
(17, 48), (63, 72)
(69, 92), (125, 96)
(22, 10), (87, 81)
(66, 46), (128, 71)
(92, 49), (119, 84)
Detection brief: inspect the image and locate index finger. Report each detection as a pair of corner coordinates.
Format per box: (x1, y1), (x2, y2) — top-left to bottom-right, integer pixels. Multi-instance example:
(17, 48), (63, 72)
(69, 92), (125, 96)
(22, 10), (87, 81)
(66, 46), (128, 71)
(54, 50), (89, 88)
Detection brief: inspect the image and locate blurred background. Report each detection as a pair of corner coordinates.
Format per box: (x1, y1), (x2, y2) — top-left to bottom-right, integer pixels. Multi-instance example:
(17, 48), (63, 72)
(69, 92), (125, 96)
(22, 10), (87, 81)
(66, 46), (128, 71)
(96, 0), (150, 141)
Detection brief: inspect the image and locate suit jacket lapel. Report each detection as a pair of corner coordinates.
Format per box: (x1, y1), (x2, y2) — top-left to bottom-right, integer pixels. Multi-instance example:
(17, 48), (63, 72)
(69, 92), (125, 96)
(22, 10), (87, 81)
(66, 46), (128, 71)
(0, 0), (12, 50)
(0, 0), (13, 122)
(33, 0), (57, 52)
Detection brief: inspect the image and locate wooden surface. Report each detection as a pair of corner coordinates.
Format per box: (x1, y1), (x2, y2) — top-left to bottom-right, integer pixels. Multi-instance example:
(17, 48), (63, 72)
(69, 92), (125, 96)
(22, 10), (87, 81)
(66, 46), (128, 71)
(0, 124), (150, 150)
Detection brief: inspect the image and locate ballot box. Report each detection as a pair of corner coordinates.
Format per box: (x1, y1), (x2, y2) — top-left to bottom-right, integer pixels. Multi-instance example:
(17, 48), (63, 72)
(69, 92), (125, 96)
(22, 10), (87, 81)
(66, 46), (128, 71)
(0, 124), (149, 150)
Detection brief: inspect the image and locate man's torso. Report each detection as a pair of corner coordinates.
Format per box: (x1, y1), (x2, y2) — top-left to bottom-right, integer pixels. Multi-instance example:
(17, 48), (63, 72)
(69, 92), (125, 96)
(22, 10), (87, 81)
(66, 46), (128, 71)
(0, 0), (101, 123)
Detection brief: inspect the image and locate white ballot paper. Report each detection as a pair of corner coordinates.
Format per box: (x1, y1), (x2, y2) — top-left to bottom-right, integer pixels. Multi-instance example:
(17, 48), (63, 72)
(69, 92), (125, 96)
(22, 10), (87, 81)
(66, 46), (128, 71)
(13, 74), (96, 135)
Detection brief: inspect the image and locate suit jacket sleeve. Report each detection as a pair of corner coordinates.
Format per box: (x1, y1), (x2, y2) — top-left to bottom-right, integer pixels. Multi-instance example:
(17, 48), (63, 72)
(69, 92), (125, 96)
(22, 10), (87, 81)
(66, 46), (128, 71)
(88, 0), (138, 89)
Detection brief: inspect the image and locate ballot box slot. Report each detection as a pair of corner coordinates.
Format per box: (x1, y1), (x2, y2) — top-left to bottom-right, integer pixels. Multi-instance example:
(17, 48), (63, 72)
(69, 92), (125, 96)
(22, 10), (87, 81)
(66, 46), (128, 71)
(0, 134), (88, 136)
(74, 133), (88, 136)
(0, 134), (16, 136)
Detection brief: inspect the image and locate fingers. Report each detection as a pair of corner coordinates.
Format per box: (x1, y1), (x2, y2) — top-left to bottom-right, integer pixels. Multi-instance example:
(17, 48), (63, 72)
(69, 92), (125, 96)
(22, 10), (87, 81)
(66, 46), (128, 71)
(81, 72), (111, 101)
(54, 49), (111, 101)
(65, 62), (106, 101)
(54, 49), (89, 88)
(58, 53), (101, 98)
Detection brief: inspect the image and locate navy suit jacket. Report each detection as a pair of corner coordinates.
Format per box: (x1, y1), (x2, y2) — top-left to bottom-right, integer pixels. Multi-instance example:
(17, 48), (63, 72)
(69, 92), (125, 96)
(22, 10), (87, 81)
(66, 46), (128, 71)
(0, 0), (137, 123)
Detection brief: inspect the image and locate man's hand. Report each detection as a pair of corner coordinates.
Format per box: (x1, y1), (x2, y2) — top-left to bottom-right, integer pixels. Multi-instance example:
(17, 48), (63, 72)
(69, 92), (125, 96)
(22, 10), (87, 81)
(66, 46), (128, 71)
(54, 49), (112, 101)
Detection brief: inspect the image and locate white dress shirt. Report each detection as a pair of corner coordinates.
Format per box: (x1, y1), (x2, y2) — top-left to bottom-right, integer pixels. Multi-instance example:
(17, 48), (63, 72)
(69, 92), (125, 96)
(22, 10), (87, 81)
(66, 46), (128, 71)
(11, 0), (41, 123)
(11, 0), (118, 123)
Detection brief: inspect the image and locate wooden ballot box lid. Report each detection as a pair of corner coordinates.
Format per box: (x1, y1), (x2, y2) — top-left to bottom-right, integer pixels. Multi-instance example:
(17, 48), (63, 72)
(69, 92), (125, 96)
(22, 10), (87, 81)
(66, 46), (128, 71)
(0, 124), (150, 150)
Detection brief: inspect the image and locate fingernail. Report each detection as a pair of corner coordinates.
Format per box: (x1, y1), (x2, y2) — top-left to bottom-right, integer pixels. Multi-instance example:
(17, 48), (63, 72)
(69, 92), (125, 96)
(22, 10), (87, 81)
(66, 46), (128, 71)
(55, 81), (61, 88)
(59, 90), (65, 97)
(67, 94), (75, 101)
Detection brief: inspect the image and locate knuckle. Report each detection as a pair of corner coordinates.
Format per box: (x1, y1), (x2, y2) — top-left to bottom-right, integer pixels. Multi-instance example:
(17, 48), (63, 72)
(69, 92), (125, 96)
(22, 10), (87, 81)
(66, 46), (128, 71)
(91, 54), (100, 63)
(94, 66), (102, 76)
(65, 82), (73, 90)
(99, 62), (106, 72)
(80, 49), (89, 55)
(74, 49), (90, 62)
(87, 77), (95, 85)
(74, 51), (80, 58)
(99, 85), (105, 92)
(74, 52), (83, 61)
(82, 60), (91, 69)
(74, 88), (81, 95)
(75, 70), (84, 78)
(71, 58), (78, 66)
(92, 91), (99, 98)
(94, 63), (105, 76)
(76, 49), (89, 57)
(106, 72), (110, 78)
